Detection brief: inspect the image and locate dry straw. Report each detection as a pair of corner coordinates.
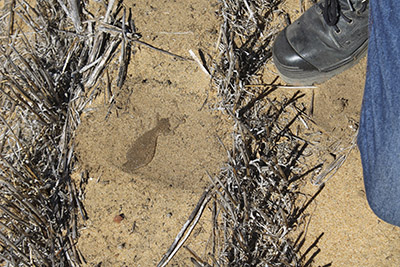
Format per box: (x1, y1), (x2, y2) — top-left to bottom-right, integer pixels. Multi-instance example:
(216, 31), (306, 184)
(0, 0), (136, 265)
(159, 0), (338, 266)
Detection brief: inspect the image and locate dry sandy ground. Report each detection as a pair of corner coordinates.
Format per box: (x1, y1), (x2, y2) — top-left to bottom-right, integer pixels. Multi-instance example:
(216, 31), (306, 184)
(75, 0), (400, 266)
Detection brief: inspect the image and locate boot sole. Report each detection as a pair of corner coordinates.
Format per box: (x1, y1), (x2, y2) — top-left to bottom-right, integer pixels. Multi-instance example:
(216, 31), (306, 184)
(273, 41), (368, 86)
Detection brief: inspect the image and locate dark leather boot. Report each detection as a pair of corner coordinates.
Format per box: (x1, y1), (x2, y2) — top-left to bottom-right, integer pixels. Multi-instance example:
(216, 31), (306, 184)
(272, 0), (369, 85)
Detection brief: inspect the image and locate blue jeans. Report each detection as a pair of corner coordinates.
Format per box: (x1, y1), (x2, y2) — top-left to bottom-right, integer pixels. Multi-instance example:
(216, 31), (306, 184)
(358, 1), (400, 227)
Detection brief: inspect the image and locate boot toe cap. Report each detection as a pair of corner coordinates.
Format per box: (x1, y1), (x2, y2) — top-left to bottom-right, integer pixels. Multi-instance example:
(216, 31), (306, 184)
(273, 29), (317, 73)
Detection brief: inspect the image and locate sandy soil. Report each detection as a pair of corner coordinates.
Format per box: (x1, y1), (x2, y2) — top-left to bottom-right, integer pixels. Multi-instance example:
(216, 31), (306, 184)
(75, 1), (229, 265)
(75, 0), (400, 266)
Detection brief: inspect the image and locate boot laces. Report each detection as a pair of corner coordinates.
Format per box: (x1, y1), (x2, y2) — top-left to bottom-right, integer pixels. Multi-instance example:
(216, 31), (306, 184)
(321, 0), (368, 29)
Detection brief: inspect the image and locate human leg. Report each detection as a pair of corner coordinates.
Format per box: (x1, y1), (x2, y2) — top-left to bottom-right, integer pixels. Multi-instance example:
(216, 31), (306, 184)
(272, 0), (400, 227)
(357, 0), (400, 227)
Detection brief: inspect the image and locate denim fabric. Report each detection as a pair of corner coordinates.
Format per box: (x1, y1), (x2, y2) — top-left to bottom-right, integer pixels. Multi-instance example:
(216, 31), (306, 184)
(358, 1), (400, 227)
